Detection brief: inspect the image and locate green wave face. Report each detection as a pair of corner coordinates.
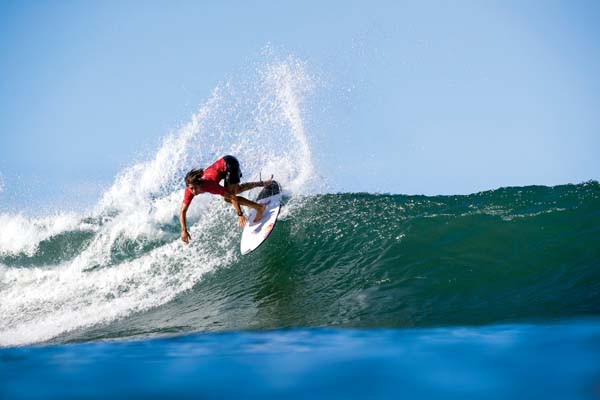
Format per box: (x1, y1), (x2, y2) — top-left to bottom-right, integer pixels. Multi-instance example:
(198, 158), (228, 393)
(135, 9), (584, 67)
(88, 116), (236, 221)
(57, 182), (600, 342)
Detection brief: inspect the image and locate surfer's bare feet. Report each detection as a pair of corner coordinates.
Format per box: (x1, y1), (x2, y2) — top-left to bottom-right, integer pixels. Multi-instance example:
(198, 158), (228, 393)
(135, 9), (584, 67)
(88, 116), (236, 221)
(253, 204), (265, 223)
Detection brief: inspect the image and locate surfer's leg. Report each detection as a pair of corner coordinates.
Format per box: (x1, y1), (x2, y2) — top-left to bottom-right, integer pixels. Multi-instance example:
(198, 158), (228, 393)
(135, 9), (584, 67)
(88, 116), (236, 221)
(229, 182), (263, 194)
(223, 156), (243, 192)
(228, 176), (273, 195)
(225, 183), (241, 194)
(234, 196), (265, 222)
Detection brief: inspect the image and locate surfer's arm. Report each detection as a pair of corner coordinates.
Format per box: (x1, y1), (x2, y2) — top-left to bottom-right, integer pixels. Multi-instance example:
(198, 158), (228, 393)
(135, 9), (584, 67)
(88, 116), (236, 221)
(179, 202), (191, 244)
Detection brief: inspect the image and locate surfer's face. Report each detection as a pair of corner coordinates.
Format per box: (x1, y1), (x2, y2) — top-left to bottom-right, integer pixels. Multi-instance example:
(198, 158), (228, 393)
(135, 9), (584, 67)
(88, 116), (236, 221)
(188, 184), (201, 195)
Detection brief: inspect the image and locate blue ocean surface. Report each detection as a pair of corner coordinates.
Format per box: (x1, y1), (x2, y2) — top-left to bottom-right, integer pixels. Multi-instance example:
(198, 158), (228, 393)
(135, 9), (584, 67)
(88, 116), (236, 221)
(1, 321), (600, 399)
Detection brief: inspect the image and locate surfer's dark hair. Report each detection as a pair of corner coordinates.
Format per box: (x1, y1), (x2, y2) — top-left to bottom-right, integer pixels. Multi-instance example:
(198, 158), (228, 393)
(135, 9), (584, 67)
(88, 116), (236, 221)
(185, 169), (204, 186)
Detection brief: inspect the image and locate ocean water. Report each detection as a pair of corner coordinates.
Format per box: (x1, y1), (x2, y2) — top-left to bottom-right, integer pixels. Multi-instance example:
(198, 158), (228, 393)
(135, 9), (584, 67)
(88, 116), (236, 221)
(2, 322), (600, 400)
(1, 58), (599, 398)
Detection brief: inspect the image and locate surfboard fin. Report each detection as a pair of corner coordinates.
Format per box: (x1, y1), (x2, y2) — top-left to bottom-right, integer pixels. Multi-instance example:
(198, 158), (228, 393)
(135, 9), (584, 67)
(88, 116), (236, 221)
(259, 172), (274, 187)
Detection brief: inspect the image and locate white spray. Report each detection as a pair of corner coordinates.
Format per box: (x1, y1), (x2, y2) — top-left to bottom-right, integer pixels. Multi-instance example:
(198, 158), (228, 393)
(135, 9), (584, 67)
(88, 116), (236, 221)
(0, 56), (318, 347)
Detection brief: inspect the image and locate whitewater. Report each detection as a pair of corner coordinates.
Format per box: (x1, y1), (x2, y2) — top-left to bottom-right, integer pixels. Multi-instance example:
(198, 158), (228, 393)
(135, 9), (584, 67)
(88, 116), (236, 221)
(0, 57), (318, 347)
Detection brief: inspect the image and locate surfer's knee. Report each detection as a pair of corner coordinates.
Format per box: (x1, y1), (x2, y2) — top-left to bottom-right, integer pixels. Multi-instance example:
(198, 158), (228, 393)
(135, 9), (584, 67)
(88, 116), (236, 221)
(227, 183), (241, 194)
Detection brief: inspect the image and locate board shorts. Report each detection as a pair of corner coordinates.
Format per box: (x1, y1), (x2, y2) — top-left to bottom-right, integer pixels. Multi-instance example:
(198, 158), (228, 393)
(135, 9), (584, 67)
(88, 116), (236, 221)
(223, 155), (242, 186)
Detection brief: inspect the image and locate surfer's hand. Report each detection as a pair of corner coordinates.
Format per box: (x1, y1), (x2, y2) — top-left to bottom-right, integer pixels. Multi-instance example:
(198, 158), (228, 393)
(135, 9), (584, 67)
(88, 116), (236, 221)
(238, 215), (247, 228)
(181, 231), (191, 244)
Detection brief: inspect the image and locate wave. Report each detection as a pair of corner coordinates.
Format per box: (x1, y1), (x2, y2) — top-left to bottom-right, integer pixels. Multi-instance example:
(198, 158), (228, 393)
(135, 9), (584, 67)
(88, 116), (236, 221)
(2, 179), (598, 346)
(0, 53), (598, 346)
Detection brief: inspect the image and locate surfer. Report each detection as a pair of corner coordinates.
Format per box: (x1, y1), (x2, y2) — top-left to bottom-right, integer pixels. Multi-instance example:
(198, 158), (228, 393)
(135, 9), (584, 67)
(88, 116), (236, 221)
(179, 155), (271, 244)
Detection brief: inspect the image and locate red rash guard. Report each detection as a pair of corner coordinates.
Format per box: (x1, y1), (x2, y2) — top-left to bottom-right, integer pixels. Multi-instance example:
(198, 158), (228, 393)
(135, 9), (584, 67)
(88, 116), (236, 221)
(201, 157), (227, 181)
(183, 157), (228, 206)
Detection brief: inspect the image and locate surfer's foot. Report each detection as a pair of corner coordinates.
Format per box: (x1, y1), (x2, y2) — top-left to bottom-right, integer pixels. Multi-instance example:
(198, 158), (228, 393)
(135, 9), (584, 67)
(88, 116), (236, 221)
(253, 204), (265, 223)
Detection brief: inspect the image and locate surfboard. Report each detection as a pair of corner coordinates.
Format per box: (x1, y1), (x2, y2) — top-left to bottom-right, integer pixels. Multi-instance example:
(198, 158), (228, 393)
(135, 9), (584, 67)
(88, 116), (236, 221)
(240, 181), (282, 255)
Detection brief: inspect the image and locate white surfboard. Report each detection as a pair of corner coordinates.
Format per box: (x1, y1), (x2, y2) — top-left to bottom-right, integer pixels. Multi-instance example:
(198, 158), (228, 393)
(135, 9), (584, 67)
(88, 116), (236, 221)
(240, 181), (282, 255)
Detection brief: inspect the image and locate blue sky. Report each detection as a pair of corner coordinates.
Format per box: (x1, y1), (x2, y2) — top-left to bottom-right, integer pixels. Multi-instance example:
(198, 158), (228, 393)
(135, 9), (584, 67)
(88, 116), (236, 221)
(1, 0), (599, 211)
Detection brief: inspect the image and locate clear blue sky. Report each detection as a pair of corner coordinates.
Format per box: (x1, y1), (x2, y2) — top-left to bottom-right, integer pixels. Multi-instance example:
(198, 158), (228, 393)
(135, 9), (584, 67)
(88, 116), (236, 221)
(1, 0), (599, 211)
